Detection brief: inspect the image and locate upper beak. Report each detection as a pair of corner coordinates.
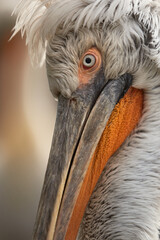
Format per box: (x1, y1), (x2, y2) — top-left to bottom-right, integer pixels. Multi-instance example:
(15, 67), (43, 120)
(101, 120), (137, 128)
(33, 71), (142, 240)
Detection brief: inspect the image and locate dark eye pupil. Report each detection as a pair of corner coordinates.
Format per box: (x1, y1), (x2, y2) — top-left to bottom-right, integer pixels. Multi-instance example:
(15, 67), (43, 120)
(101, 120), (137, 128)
(85, 58), (92, 64)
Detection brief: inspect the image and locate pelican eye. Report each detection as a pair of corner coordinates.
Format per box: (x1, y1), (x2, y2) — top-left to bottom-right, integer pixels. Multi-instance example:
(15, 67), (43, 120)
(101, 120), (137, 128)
(83, 54), (96, 68)
(79, 48), (102, 84)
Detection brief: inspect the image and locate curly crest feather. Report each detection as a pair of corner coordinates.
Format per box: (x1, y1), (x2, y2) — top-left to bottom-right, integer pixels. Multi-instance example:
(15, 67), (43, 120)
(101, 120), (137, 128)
(13, 0), (160, 67)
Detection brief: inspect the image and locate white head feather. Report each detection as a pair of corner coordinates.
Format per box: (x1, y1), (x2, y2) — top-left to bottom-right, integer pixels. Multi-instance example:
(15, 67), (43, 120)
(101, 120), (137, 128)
(13, 0), (160, 67)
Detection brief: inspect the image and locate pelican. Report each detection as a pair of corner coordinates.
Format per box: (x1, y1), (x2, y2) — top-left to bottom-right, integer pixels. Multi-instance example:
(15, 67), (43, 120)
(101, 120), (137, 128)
(13, 0), (160, 239)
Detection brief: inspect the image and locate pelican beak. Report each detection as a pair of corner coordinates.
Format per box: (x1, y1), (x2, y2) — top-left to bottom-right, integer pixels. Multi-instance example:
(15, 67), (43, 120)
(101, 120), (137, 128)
(33, 71), (143, 240)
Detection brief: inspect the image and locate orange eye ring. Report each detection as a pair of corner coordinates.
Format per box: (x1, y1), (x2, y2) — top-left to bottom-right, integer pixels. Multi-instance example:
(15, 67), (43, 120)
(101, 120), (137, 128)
(79, 48), (102, 85)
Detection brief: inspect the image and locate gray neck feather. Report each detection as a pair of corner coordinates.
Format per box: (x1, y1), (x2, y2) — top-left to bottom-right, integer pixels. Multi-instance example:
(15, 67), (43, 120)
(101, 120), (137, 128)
(78, 78), (160, 240)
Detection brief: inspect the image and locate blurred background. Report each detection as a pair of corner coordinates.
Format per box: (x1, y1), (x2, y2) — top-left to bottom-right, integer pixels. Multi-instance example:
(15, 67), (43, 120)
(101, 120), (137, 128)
(0, 1), (57, 239)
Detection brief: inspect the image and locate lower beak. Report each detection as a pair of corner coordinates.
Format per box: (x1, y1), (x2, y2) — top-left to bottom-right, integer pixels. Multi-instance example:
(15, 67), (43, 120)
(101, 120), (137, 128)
(33, 72), (143, 240)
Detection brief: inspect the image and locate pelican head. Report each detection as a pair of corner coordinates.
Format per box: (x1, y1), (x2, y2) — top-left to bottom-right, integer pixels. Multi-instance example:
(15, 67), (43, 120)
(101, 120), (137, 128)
(14, 0), (160, 239)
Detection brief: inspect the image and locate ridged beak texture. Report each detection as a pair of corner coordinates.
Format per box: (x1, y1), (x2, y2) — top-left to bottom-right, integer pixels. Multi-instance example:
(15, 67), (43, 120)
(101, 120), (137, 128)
(33, 71), (143, 240)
